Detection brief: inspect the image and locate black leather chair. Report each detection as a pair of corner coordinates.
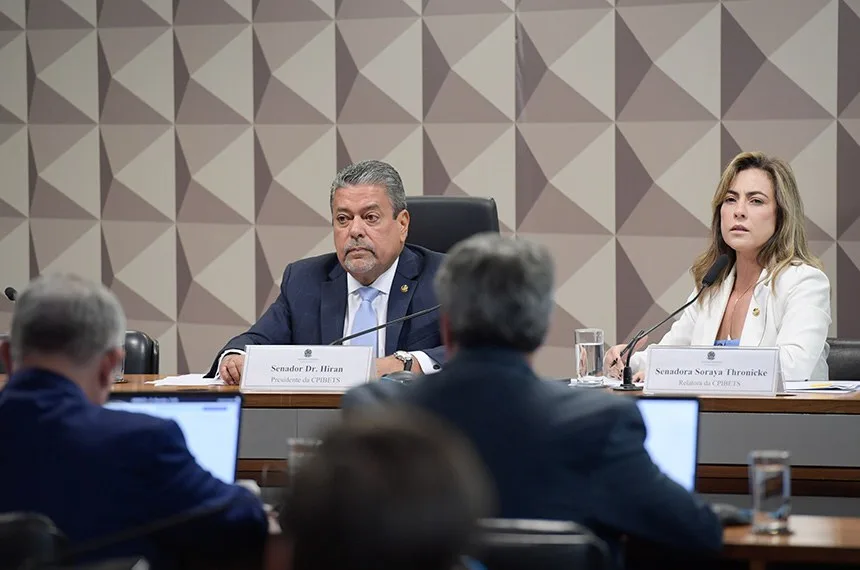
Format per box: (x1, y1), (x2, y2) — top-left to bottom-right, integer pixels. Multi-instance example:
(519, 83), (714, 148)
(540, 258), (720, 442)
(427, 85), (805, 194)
(405, 196), (500, 253)
(0, 331), (158, 376)
(122, 330), (159, 375)
(825, 337), (860, 380)
(0, 512), (67, 570)
(473, 519), (612, 570)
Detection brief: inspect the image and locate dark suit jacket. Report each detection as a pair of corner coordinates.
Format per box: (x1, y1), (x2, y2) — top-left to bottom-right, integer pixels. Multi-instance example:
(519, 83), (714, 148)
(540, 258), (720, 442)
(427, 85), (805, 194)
(207, 244), (446, 376)
(0, 369), (268, 569)
(342, 348), (723, 564)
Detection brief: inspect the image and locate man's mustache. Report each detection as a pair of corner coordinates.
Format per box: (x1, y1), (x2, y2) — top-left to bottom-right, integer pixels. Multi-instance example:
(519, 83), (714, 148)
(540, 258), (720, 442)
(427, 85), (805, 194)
(345, 241), (375, 254)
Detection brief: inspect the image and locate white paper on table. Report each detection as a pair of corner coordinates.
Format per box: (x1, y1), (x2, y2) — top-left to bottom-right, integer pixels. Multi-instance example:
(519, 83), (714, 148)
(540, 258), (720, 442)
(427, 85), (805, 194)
(145, 373), (226, 387)
(783, 381), (859, 393)
(565, 377), (624, 388)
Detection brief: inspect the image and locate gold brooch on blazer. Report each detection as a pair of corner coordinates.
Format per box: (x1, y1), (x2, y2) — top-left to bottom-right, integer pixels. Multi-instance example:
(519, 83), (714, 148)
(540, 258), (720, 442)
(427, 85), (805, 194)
(752, 307), (760, 316)
(400, 284), (409, 293)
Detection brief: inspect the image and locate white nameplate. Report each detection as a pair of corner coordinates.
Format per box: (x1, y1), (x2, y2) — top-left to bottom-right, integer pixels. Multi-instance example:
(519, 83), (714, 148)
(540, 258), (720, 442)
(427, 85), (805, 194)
(240, 345), (374, 393)
(644, 345), (779, 396)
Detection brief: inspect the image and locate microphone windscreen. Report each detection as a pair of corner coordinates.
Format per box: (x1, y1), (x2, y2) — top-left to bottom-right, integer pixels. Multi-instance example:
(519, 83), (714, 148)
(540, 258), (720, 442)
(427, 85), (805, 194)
(702, 254), (730, 286)
(3, 287), (16, 301)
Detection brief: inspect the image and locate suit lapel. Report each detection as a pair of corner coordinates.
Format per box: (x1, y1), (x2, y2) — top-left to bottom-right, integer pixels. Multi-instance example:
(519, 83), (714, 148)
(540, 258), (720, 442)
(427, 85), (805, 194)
(700, 267), (734, 345)
(320, 265), (347, 345)
(740, 268), (769, 346)
(385, 248), (419, 355)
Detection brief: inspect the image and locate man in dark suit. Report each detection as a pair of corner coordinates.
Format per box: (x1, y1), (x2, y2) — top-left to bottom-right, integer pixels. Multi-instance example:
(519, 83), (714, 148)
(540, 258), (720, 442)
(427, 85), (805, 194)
(209, 160), (445, 384)
(0, 274), (268, 568)
(342, 234), (723, 565)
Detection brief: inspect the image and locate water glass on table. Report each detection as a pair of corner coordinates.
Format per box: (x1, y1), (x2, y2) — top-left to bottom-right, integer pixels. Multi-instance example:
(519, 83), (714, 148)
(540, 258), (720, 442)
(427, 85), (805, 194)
(287, 437), (321, 482)
(748, 450), (792, 534)
(573, 328), (605, 387)
(113, 353), (126, 383)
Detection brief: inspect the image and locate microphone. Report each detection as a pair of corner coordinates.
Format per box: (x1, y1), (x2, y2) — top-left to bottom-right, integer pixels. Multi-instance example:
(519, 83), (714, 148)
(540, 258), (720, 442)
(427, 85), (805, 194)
(329, 304), (441, 346)
(4, 286), (16, 302)
(612, 254), (730, 392)
(329, 304), (441, 384)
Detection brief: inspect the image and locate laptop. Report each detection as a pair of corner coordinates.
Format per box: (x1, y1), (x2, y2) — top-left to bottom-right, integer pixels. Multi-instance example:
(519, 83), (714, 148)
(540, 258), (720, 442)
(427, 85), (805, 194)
(105, 392), (243, 484)
(635, 397), (700, 492)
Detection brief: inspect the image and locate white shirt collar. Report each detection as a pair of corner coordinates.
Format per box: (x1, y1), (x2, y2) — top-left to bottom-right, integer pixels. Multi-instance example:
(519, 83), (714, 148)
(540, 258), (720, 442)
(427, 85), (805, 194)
(346, 256), (400, 297)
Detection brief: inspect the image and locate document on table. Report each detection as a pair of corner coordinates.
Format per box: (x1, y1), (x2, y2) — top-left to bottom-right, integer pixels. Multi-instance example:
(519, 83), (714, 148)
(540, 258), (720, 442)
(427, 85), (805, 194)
(783, 381), (860, 393)
(145, 374), (226, 387)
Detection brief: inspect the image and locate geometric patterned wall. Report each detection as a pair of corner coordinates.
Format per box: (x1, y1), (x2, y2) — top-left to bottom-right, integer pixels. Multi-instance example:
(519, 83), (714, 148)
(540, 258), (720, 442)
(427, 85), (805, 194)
(0, 0), (858, 377)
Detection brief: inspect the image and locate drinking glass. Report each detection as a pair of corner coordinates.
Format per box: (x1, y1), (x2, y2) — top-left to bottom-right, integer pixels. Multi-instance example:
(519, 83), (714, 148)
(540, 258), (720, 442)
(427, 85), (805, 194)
(748, 450), (792, 534)
(287, 437), (321, 481)
(113, 352), (126, 383)
(573, 328), (605, 387)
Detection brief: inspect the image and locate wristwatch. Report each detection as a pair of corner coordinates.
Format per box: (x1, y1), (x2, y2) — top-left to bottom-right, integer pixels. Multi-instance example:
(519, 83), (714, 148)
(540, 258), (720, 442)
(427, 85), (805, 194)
(393, 351), (413, 371)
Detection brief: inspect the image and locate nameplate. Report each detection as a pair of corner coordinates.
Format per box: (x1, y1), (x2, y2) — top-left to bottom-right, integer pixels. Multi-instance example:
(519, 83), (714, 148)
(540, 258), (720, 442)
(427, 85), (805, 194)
(644, 345), (779, 396)
(240, 345), (374, 393)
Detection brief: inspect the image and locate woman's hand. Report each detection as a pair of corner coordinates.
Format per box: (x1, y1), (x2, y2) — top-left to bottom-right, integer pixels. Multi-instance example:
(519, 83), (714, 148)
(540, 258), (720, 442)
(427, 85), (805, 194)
(604, 343), (627, 379)
(603, 335), (649, 378)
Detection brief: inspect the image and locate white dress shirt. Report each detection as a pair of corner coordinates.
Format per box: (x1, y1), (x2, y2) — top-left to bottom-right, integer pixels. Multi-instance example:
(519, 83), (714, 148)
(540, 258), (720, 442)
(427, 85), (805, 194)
(215, 257), (439, 378)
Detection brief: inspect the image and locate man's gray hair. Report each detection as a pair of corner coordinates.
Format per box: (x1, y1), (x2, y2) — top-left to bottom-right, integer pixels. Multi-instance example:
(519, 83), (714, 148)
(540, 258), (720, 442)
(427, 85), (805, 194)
(329, 160), (407, 216)
(9, 273), (126, 366)
(434, 233), (554, 352)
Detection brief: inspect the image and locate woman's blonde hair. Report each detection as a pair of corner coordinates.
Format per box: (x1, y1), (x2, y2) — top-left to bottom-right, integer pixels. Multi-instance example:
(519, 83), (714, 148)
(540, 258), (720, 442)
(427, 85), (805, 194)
(691, 151), (821, 301)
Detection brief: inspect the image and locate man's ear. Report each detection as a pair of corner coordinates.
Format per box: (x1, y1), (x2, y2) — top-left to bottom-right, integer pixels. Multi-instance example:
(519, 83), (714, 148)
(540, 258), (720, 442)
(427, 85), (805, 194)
(0, 340), (12, 374)
(98, 348), (123, 390)
(397, 209), (410, 241)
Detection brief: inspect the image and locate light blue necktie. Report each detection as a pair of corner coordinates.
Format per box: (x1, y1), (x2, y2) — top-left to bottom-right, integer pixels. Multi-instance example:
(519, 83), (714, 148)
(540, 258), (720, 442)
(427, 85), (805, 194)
(351, 286), (381, 355)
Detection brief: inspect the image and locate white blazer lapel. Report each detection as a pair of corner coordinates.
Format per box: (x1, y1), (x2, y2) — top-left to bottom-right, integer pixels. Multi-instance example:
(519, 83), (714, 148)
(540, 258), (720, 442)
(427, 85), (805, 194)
(698, 266), (734, 345)
(740, 268), (769, 346)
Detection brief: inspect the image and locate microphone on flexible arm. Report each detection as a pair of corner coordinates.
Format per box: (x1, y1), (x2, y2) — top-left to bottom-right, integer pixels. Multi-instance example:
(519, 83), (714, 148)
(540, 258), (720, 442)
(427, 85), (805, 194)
(612, 253), (731, 392)
(329, 304), (441, 383)
(4, 286), (17, 302)
(329, 305), (441, 346)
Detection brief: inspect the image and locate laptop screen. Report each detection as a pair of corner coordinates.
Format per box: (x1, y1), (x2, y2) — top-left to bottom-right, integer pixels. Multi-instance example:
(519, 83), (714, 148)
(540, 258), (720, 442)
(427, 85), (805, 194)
(105, 393), (243, 484)
(635, 397), (700, 492)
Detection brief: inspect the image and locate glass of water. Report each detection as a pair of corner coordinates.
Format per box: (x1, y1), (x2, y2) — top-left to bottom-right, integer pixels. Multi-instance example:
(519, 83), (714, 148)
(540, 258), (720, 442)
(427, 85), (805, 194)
(748, 450), (792, 534)
(573, 328), (605, 387)
(113, 352), (126, 383)
(287, 437), (321, 482)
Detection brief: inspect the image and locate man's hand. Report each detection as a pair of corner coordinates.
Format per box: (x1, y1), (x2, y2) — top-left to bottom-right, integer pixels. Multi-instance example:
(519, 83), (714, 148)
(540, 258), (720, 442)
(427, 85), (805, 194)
(374, 355), (423, 377)
(219, 353), (245, 385)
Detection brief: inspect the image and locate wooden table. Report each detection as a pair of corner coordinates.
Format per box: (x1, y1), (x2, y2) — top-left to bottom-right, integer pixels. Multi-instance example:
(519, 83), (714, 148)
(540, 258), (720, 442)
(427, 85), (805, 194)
(629, 515), (860, 569)
(105, 375), (860, 499)
(4, 376), (860, 568)
(722, 515), (860, 569)
(5, 375), (860, 502)
(108, 375), (860, 413)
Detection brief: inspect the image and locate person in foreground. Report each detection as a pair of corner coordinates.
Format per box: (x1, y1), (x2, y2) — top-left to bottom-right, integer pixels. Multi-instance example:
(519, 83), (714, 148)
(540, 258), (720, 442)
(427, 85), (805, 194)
(0, 273), (268, 569)
(273, 409), (492, 570)
(605, 151), (831, 382)
(342, 233), (724, 565)
(208, 159), (446, 384)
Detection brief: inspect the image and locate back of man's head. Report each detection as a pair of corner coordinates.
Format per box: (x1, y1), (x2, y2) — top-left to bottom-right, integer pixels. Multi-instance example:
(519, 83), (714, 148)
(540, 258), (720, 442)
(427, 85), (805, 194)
(279, 409), (493, 570)
(2, 273), (126, 403)
(434, 233), (554, 353)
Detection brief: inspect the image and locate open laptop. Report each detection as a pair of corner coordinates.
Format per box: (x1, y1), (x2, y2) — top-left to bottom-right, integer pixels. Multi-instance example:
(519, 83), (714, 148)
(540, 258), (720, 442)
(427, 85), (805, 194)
(635, 397), (700, 492)
(104, 392), (243, 484)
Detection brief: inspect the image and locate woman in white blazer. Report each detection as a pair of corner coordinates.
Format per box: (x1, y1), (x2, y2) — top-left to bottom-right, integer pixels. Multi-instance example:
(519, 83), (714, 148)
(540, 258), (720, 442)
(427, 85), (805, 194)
(605, 151), (831, 382)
